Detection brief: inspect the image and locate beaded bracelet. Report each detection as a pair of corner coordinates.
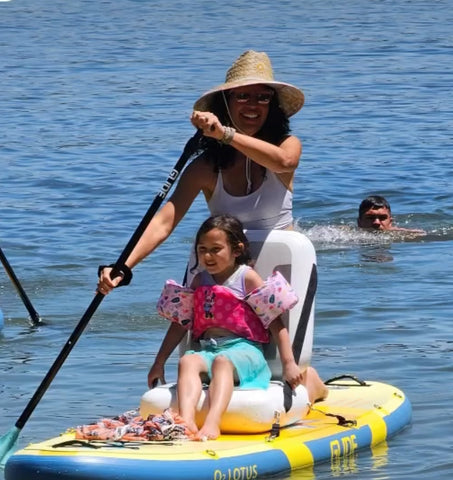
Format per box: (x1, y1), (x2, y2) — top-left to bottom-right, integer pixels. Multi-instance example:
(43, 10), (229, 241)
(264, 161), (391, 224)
(220, 126), (236, 145)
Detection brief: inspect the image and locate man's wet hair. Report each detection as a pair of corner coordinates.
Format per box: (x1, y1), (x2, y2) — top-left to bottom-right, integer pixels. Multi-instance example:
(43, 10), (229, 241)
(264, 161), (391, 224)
(358, 195), (391, 218)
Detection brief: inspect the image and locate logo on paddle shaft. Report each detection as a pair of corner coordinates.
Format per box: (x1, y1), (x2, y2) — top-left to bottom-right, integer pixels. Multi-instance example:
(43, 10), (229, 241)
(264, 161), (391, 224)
(158, 169), (180, 198)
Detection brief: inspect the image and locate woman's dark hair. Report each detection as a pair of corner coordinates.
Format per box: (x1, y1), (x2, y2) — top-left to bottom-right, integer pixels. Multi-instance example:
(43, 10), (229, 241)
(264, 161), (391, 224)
(201, 89), (291, 171)
(190, 214), (252, 273)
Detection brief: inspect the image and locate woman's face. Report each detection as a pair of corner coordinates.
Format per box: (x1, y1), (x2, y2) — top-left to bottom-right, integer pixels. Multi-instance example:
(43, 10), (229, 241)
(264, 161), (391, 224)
(227, 84), (274, 136)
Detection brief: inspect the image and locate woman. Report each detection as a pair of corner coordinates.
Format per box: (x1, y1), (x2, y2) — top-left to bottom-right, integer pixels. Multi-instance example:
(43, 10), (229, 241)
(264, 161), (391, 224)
(98, 50), (305, 293)
(98, 50), (327, 404)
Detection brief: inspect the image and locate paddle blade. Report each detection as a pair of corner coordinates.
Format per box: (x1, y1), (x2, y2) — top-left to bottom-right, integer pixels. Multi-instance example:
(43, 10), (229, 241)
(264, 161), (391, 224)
(0, 426), (20, 468)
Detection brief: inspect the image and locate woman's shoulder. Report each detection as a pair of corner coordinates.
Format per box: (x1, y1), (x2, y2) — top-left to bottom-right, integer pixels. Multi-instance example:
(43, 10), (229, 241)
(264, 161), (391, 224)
(279, 134), (302, 156)
(178, 154), (217, 192)
(183, 154), (216, 178)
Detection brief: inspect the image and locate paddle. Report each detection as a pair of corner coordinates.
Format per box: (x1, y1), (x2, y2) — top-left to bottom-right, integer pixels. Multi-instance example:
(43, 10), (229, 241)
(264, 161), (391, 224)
(0, 129), (205, 466)
(0, 247), (43, 326)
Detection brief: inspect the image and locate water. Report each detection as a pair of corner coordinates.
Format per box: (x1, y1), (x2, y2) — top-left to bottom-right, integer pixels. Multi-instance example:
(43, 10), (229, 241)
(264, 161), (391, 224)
(1, 0), (452, 478)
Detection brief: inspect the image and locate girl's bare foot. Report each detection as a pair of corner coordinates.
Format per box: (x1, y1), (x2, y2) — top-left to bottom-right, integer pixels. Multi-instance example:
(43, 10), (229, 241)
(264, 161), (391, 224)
(195, 421), (221, 441)
(181, 416), (199, 436)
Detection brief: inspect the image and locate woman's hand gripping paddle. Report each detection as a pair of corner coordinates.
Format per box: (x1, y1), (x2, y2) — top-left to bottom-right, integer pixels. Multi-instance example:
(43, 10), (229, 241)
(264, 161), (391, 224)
(0, 130), (205, 467)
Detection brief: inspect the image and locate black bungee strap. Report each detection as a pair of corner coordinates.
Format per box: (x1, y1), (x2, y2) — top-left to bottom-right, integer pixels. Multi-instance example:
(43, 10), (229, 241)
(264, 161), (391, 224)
(307, 374), (369, 428)
(52, 439), (100, 449)
(51, 439), (175, 449)
(309, 407), (358, 428)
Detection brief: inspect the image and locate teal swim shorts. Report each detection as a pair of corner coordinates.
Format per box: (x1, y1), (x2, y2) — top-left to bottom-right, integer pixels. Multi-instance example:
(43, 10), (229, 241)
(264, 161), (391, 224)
(185, 337), (271, 389)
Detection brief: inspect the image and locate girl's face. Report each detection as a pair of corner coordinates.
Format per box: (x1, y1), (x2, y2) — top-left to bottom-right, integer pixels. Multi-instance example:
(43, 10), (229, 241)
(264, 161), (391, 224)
(227, 84), (273, 136)
(196, 228), (240, 281)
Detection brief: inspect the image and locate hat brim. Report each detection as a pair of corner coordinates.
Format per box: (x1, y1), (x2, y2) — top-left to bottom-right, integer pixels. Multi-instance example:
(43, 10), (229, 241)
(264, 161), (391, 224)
(193, 79), (304, 118)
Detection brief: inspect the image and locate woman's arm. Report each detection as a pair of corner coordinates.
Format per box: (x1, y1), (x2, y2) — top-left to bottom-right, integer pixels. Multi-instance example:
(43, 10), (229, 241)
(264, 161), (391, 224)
(128, 160), (210, 268)
(191, 111), (301, 174)
(229, 133), (301, 173)
(98, 159), (212, 292)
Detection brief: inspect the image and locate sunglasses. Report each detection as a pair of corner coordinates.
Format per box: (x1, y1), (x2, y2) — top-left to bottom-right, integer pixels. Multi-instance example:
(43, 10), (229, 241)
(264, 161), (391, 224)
(229, 91), (274, 105)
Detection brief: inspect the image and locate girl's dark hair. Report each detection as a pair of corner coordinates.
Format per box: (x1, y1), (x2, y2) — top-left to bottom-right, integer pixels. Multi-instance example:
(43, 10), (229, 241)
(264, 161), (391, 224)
(201, 89), (291, 171)
(190, 214), (251, 273)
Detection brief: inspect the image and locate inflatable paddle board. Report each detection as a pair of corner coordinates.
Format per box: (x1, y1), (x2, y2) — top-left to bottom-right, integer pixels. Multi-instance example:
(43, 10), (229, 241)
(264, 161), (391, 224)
(4, 231), (411, 479)
(4, 377), (411, 480)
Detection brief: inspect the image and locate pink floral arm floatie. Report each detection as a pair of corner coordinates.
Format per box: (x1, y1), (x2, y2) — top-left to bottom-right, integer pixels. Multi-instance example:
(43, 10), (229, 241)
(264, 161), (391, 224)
(156, 280), (194, 329)
(244, 271), (299, 328)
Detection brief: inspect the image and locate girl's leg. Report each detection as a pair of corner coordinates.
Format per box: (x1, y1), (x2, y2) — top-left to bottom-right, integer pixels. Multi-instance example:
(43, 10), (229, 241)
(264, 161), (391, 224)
(177, 353), (207, 434)
(304, 366), (328, 403)
(196, 355), (234, 440)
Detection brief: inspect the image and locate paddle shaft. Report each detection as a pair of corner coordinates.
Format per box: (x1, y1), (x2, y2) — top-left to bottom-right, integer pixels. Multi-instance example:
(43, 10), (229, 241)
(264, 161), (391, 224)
(14, 130), (203, 430)
(0, 247), (41, 325)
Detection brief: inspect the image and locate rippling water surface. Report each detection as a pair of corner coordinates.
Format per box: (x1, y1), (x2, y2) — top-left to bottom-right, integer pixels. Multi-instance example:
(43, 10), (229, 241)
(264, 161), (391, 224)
(1, 0), (452, 479)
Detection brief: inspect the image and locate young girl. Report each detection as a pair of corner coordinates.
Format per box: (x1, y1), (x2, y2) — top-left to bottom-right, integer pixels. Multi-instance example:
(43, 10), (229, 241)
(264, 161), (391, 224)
(148, 214), (325, 441)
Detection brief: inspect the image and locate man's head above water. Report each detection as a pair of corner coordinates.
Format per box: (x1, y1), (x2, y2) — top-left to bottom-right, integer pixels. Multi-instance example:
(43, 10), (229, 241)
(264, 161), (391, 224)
(357, 195), (426, 234)
(358, 195), (393, 231)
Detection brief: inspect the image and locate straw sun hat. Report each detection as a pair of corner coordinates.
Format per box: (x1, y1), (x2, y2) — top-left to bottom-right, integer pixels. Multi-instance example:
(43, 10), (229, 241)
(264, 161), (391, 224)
(193, 50), (304, 118)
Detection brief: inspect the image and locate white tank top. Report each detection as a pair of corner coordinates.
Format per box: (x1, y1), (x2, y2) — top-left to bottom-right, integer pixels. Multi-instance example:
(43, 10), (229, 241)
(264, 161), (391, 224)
(207, 169), (293, 230)
(199, 264), (249, 297)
